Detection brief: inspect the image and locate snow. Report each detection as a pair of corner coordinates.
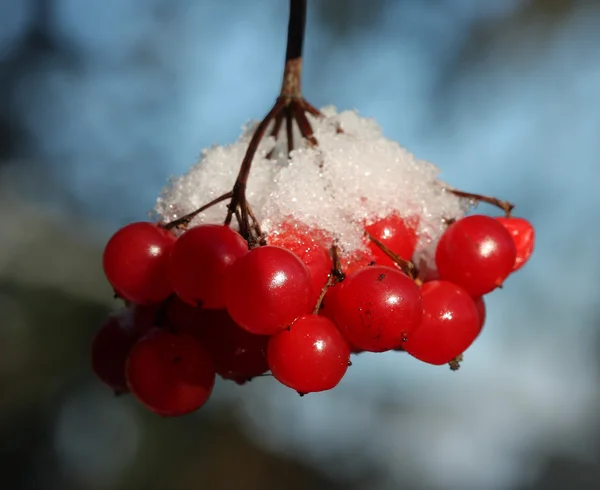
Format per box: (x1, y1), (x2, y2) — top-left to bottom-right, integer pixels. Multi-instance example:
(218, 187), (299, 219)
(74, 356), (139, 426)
(154, 106), (470, 268)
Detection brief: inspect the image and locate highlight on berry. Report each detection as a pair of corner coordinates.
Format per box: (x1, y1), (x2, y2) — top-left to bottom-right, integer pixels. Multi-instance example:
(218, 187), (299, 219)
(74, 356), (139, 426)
(92, 0), (536, 417)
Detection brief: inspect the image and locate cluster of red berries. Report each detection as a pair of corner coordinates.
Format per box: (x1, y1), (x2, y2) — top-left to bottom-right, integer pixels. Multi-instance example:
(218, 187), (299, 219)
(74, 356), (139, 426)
(93, 212), (534, 416)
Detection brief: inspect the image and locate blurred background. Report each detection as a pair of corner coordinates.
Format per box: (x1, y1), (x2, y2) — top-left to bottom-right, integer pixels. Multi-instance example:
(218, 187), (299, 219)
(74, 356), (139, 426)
(2, 0), (600, 489)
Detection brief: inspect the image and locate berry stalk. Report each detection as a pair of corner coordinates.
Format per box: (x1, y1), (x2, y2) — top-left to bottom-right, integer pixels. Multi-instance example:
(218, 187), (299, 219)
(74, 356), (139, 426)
(166, 0), (322, 245)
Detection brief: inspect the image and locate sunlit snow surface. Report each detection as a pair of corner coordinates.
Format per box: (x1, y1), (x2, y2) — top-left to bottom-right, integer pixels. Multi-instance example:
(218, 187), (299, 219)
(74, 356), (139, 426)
(155, 107), (469, 267)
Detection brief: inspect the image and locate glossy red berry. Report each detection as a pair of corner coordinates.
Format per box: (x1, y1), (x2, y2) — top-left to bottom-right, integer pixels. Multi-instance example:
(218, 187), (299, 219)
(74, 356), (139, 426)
(340, 249), (374, 276)
(268, 315), (350, 393)
(331, 266), (423, 352)
(92, 316), (137, 393)
(267, 220), (332, 306)
(169, 225), (248, 308)
(126, 329), (215, 416)
(103, 222), (176, 304)
(225, 246), (313, 335)
(403, 281), (481, 365)
(365, 214), (419, 266)
(435, 215), (517, 297)
(495, 217), (535, 271)
(165, 298), (269, 384)
(91, 308), (155, 393)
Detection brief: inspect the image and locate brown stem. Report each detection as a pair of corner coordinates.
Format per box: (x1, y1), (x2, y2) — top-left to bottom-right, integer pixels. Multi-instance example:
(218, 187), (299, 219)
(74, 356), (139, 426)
(293, 101), (318, 146)
(163, 191), (233, 230)
(448, 354), (464, 371)
(365, 231), (418, 280)
(448, 189), (514, 217)
(286, 105), (295, 154)
(313, 245), (345, 314)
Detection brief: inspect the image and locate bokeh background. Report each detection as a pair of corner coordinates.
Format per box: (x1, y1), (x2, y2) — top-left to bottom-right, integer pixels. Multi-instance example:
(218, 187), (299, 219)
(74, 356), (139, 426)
(2, 0), (600, 489)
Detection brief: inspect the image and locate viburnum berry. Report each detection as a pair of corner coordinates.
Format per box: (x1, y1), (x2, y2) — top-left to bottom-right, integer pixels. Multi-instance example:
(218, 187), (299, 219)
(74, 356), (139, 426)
(225, 246), (313, 335)
(103, 222), (176, 304)
(495, 217), (535, 271)
(435, 214), (517, 297)
(169, 224), (248, 308)
(267, 220), (332, 306)
(91, 308), (155, 393)
(268, 314), (350, 393)
(365, 214), (419, 266)
(126, 328), (216, 416)
(331, 265), (423, 352)
(92, 317), (136, 393)
(165, 298), (269, 384)
(403, 281), (481, 365)
(340, 249), (374, 276)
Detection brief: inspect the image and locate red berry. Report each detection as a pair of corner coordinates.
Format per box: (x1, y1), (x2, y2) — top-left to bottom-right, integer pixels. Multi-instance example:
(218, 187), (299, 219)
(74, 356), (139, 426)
(495, 217), (535, 271)
(126, 329), (215, 416)
(169, 225), (248, 308)
(331, 266), (423, 352)
(165, 298), (269, 384)
(268, 315), (350, 393)
(435, 215), (517, 297)
(131, 303), (162, 337)
(365, 214), (419, 266)
(225, 246), (313, 335)
(267, 220), (332, 306)
(91, 308), (155, 393)
(92, 316), (136, 393)
(103, 222), (176, 304)
(403, 281), (481, 365)
(340, 249), (374, 276)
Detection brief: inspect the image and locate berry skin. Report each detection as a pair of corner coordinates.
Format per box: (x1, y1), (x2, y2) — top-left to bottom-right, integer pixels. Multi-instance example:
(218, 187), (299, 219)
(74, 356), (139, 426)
(92, 317), (136, 393)
(365, 214), (419, 266)
(403, 281), (481, 365)
(91, 308), (155, 393)
(169, 225), (248, 308)
(165, 298), (269, 384)
(126, 329), (215, 416)
(268, 315), (350, 393)
(495, 217), (535, 271)
(267, 220), (332, 307)
(225, 246), (313, 335)
(331, 266), (423, 352)
(340, 249), (374, 276)
(435, 215), (517, 297)
(103, 222), (176, 304)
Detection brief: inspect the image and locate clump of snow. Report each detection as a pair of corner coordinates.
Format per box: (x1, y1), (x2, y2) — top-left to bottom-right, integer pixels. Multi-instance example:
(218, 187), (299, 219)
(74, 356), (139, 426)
(154, 106), (470, 267)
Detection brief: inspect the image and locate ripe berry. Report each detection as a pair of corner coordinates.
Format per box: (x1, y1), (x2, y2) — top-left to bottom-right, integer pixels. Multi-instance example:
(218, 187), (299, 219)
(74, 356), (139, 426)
(403, 281), (481, 365)
(126, 329), (215, 416)
(103, 222), (176, 304)
(340, 249), (374, 276)
(165, 298), (269, 384)
(495, 217), (535, 271)
(267, 220), (332, 306)
(92, 316), (136, 393)
(225, 246), (313, 335)
(268, 315), (350, 393)
(331, 266), (423, 352)
(435, 215), (517, 297)
(365, 214), (419, 266)
(169, 225), (248, 308)
(91, 309), (155, 393)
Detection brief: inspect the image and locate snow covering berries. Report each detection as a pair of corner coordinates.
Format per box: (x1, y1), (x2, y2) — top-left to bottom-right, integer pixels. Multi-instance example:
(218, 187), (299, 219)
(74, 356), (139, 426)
(94, 108), (535, 416)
